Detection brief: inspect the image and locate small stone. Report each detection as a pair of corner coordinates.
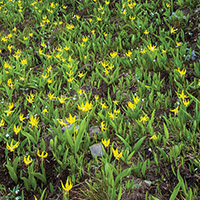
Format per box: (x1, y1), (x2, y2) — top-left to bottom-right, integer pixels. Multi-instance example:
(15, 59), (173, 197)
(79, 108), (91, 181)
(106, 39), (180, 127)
(89, 126), (101, 138)
(144, 180), (152, 187)
(89, 143), (104, 157)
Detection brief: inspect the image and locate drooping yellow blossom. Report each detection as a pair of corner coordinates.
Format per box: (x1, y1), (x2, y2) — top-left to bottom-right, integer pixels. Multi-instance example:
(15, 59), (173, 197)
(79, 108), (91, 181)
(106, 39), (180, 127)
(21, 58), (27, 65)
(42, 108), (48, 114)
(176, 41), (182, 47)
(48, 92), (56, 100)
(94, 95), (99, 100)
(108, 111), (116, 120)
(78, 101), (93, 111)
(0, 118), (5, 127)
(110, 51), (117, 58)
(26, 95), (34, 104)
(66, 24), (74, 30)
(150, 135), (158, 140)
(8, 44), (12, 53)
(78, 72), (85, 78)
(129, 16), (136, 20)
(101, 121), (107, 131)
(147, 44), (157, 52)
(170, 26), (177, 34)
(7, 78), (15, 89)
(65, 114), (76, 124)
(144, 30), (149, 34)
(140, 115), (149, 124)
(60, 177), (73, 194)
(183, 98), (189, 106)
(112, 147), (123, 160)
(99, 101), (108, 109)
(170, 105), (179, 116)
(13, 125), (21, 134)
(58, 95), (67, 104)
(176, 68), (186, 77)
(29, 115), (39, 128)
(102, 139), (110, 148)
(128, 101), (136, 110)
(24, 155), (33, 165)
(166, 3), (171, 8)
(6, 139), (19, 152)
(177, 90), (188, 101)
(37, 150), (48, 158)
(19, 113), (26, 122)
(57, 119), (67, 126)
(126, 50), (132, 57)
(133, 96), (140, 104)
(91, 30), (95, 35)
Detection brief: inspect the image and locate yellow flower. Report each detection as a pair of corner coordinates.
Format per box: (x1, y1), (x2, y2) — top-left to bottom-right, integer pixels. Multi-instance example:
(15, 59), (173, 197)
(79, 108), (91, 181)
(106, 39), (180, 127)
(42, 108), (48, 114)
(4, 110), (14, 117)
(103, 32), (108, 36)
(183, 99), (189, 106)
(66, 24), (74, 30)
(67, 77), (74, 83)
(198, 80), (200, 87)
(144, 30), (149, 34)
(0, 118), (5, 127)
(176, 41), (182, 47)
(129, 16), (135, 20)
(170, 105), (179, 116)
(170, 26), (177, 34)
(65, 113), (76, 124)
(162, 49), (167, 53)
(99, 101), (108, 109)
(48, 92), (56, 100)
(102, 139), (110, 148)
(7, 78), (15, 89)
(78, 101), (93, 111)
(8, 44), (12, 53)
(29, 115), (39, 128)
(24, 155), (33, 165)
(100, 121), (107, 131)
(166, 3), (171, 8)
(177, 90), (188, 101)
(176, 68), (186, 77)
(82, 36), (88, 42)
(13, 27), (17, 32)
(108, 111), (116, 120)
(128, 101), (136, 110)
(6, 139), (19, 152)
(128, 2), (136, 9)
(58, 95), (67, 104)
(26, 96), (34, 104)
(140, 49), (147, 54)
(126, 50), (132, 57)
(105, 1), (110, 5)
(147, 44), (157, 51)
(57, 119), (67, 126)
(78, 72), (85, 78)
(91, 29), (95, 35)
(4, 62), (11, 69)
(94, 95), (99, 100)
(60, 177), (73, 194)
(37, 150), (48, 158)
(13, 125), (21, 134)
(112, 147), (123, 160)
(64, 45), (70, 51)
(150, 135), (158, 140)
(140, 115), (149, 124)
(133, 96), (140, 104)
(19, 113), (26, 122)
(8, 103), (14, 110)
(110, 51), (117, 58)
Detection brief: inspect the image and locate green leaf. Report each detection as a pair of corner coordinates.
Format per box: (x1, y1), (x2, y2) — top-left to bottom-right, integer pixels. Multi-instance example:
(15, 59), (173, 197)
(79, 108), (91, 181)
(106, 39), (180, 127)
(116, 134), (132, 151)
(169, 182), (181, 200)
(32, 172), (47, 184)
(115, 168), (131, 185)
(133, 136), (146, 152)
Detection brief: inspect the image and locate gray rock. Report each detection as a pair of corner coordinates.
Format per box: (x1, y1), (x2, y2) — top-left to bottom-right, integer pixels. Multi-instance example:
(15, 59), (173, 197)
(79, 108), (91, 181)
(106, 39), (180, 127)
(89, 143), (104, 157)
(89, 126), (101, 138)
